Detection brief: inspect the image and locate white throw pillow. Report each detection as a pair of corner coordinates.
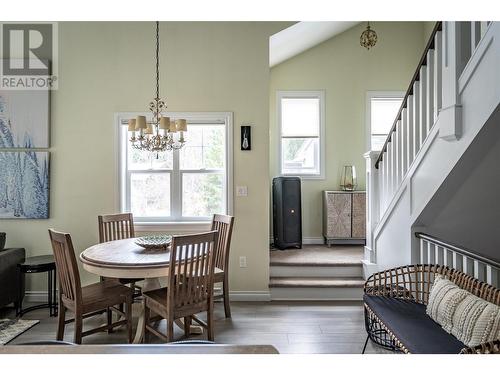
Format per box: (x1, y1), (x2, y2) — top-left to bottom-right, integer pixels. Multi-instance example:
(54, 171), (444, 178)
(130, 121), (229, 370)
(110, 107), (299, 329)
(450, 292), (500, 347)
(426, 274), (500, 347)
(426, 275), (468, 331)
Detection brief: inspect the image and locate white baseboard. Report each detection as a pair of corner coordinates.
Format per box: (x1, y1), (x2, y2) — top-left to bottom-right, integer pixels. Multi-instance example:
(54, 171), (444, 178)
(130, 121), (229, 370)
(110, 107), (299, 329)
(302, 237), (324, 245)
(24, 291), (51, 303)
(269, 236), (325, 246)
(25, 290), (271, 303)
(228, 291), (271, 301)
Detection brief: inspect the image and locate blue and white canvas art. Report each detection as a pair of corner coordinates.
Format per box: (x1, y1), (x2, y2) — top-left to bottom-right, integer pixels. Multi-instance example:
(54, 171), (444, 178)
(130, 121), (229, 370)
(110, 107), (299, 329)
(0, 151), (49, 219)
(0, 89), (50, 148)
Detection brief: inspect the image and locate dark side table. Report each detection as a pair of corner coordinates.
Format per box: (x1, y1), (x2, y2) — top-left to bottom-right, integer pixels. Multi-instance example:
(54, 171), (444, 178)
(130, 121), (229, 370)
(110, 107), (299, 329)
(17, 255), (58, 317)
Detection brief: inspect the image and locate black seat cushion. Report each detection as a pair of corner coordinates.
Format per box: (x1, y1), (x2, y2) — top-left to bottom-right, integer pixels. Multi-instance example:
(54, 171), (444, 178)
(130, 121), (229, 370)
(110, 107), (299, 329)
(364, 295), (466, 354)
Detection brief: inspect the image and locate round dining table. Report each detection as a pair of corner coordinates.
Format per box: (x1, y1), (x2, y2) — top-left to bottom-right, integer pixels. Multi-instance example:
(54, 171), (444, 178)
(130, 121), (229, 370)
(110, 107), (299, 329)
(80, 237), (203, 343)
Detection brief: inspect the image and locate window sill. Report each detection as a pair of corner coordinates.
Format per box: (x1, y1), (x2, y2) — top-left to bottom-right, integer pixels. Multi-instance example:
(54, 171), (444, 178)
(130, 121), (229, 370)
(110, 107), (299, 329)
(134, 221), (212, 233)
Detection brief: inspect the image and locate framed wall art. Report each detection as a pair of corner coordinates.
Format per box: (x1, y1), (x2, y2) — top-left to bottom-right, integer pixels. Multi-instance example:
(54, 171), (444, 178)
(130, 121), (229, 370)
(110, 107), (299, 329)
(0, 151), (50, 219)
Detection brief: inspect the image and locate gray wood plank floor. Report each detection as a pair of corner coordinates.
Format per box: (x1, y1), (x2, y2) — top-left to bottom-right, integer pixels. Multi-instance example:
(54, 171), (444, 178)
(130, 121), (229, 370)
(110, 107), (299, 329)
(0, 301), (389, 354)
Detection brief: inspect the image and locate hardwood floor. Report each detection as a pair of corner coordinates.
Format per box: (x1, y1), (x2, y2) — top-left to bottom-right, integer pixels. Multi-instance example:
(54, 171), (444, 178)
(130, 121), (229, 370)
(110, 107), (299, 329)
(0, 301), (389, 354)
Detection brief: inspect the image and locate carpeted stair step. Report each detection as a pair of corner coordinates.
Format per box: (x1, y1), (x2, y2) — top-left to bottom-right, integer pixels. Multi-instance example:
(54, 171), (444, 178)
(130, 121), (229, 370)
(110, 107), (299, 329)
(269, 277), (365, 300)
(269, 277), (365, 288)
(270, 246), (363, 267)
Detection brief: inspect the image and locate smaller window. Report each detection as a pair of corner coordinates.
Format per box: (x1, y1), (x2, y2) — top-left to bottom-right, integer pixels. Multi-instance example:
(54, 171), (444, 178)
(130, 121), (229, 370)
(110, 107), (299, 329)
(369, 96), (403, 151)
(278, 91), (325, 178)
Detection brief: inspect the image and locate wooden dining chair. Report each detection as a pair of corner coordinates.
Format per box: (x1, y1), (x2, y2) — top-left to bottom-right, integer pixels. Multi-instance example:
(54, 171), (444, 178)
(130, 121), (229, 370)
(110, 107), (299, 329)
(211, 214), (235, 318)
(98, 213), (144, 292)
(98, 213), (135, 242)
(97, 214), (142, 286)
(48, 229), (134, 344)
(142, 231), (219, 343)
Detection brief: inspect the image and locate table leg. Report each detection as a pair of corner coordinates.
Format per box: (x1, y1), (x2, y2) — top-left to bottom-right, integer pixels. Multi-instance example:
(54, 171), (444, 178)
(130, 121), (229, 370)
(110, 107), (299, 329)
(132, 278), (203, 344)
(133, 278), (160, 343)
(48, 270), (52, 317)
(17, 270), (24, 317)
(53, 270), (58, 316)
(174, 319), (203, 335)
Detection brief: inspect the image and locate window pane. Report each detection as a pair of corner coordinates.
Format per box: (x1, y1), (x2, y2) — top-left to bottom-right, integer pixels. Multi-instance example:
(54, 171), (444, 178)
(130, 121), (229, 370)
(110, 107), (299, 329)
(127, 141), (173, 170)
(371, 135), (387, 152)
(128, 144), (150, 170)
(130, 173), (170, 217)
(152, 151), (174, 169)
(180, 125), (225, 170)
(282, 137), (319, 175)
(281, 97), (320, 137)
(370, 98), (402, 151)
(182, 173), (223, 217)
(371, 98), (402, 134)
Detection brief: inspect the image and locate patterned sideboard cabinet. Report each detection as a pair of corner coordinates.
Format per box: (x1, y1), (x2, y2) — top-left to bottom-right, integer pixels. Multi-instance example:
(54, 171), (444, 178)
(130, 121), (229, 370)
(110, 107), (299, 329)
(322, 191), (366, 246)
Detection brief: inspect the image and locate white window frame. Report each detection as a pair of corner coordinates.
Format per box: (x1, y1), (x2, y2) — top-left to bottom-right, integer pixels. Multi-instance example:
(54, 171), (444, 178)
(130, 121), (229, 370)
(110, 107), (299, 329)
(277, 90), (326, 179)
(116, 111), (233, 231)
(365, 91), (405, 153)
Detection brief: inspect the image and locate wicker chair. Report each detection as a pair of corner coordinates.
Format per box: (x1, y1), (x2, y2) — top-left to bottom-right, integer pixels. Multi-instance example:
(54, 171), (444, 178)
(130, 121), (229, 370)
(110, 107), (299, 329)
(363, 264), (500, 354)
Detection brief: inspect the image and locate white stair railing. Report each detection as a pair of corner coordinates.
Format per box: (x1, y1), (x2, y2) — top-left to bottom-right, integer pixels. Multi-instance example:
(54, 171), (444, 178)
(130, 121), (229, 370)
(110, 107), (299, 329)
(374, 22), (445, 217)
(364, 22), (492, 265)
(367, 21), (491, 221)
(415, 232), (500, 288)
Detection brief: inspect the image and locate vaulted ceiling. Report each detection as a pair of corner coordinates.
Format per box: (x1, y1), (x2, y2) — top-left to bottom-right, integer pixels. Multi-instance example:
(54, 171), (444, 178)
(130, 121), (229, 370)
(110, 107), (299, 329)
(270, 21), (360, 67)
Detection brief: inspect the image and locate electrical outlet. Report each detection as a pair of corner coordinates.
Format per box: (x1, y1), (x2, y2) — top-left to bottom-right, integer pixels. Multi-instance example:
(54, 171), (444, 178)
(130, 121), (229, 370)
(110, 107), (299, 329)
(236, 186), (248, 197)
(239, 256), (247, 268)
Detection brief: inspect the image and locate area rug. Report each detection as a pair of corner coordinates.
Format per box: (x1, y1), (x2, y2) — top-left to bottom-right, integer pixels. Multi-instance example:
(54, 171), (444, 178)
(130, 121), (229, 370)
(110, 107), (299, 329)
(0, 319), (39, 345)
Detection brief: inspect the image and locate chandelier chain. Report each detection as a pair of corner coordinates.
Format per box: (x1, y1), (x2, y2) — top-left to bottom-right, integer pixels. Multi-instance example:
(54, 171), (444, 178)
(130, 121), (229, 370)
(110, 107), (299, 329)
(155, 21), (160, 100)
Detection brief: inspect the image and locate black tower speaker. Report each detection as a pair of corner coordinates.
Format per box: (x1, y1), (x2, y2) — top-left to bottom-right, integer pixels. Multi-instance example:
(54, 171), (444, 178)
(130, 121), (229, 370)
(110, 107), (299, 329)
(272, 176), (302, 250)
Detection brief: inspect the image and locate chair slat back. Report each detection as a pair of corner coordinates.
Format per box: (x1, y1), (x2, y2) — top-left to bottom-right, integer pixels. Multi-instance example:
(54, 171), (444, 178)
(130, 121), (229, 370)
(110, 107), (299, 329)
(98, 213), (135, 243)
(211, 214), (234, 271)
(48, 229), (82, 305)
(168, 231), (218, 311)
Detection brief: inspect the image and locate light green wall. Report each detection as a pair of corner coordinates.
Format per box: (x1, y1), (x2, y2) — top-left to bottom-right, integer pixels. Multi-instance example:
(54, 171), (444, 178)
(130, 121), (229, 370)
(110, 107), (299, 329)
(424, 21), (438, 44)
(2, 21), (290, 294)
(270, 22), (428, 239)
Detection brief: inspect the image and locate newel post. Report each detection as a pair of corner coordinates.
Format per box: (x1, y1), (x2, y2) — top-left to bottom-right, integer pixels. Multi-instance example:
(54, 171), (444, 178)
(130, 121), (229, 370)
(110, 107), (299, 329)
(439, 21), (469, 141)
(364, 151), (380, 263)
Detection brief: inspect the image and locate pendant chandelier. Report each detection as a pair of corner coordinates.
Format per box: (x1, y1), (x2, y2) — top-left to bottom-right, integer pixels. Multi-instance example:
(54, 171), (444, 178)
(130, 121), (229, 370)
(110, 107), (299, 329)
(360, 22), (378, 50)
(127, 21), (187, 152)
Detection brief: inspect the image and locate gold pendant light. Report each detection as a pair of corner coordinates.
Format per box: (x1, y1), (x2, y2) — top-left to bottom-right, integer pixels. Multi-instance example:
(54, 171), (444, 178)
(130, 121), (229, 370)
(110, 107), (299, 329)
(360, 22), (378, 50)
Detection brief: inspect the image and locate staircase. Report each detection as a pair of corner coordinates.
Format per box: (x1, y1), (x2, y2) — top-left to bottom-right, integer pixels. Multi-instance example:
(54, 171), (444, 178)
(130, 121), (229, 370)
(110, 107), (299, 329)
(269, 246), (364, 300)
(365, 22), (500, 274)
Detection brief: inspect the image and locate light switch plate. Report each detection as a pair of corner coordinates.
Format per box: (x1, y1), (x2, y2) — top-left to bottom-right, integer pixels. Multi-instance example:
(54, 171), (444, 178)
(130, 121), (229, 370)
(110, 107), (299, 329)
(236, 186), (248, 196)
(239, 256), (247, 268)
